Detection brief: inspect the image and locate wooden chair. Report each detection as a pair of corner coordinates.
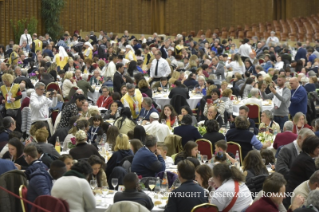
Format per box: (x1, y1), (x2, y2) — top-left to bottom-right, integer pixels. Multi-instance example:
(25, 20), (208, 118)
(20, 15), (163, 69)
(19, 185), (28, 212)
(196, 30), (204, 38)
(205, 29), (212, 38)
(191, 203), (219, 212)
(51, 110), (59, 126)
(238, 31), (244, 39)
(245, 104), (261, 124)
(227, 142), (243, 165)
(196, 138), (213, 160)
(46, 82), (61, 94)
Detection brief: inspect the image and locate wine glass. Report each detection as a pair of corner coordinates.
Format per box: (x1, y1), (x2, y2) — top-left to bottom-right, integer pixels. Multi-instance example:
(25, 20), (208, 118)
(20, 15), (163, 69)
(112, 178), (118, 190)
(60, 141), (64, 152)
(238, 97), (242, 101)
(262, 159), (266, 165)
(161, 119), (166, 125)
(202, 155), (208, 163)
(108, 144), (113, 152)
(148, 179), (155, 191)
(153, 88), (157, 94)
(102, 186), (109, 197)
(90, 180), (97, 191)
(163, 88), (167, 93)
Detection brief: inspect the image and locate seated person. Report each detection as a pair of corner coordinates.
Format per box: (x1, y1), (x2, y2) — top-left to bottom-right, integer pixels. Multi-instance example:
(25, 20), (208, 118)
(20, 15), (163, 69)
(165, 160), (207, 212)
(231, 105), (258, 134)
(174, 115), (202, 147)
(96, 86), (113, 109)
(204, 105), (223, 128)
(273, 121), (297, 149)
(152, 77), (169, 92)
(90, 69), (104, 85)
(143, 112), (171, 143)
(103, 102), (120, 120)
(178, 106), (198, 126)
(138, 97), (158, 121)
(159, 105), (178, 129)
(2, 138), (29, 170)
(226, 116), (271, 159)
(87, 155), (107, 187)
(113, 173), (154, 210)
(183, 73), (199, 88)
(131, 135), (165, 177)
(203, 120), (225, 150)
(114, 107), (137, 134)
(168, 80), (190, 99)
(203, 89), (225, 120)
(174, 141), (198, 165)
(157, 144), (174, 166)
(214, 140), (236, 164)
(275, 128), (314, 180)
(243, 150), (269, 183)
(258, 110), (281, 134)
(244, 88), (262, 109)
(292, 112), (312, 134)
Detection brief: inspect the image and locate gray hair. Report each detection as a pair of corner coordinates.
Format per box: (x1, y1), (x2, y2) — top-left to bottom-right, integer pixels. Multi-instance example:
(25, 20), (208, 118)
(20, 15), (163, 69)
(306, 190), (319, 209)
(126, 83), (135, 90)
(82, 74), (88, 81)
(145, 135), (157, 148)
(262, 110), (273, 121)
(21, 69), (27, 76)
(298, 128), (315, 138)
(315, 119), (319, 129)
(143, 97), (152, 107)
(35, 82), (46, 89)
(26, 89), (34, 97)
(270, 31), (275, 34)
(15, 66), (21, 71)
(310, 170), (319, 185)
(283, 121), (293, 131)
(250, 88), (259, 97)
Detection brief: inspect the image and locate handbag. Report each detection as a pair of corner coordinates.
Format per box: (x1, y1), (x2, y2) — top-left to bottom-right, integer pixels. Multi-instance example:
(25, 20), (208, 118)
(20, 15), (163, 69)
(222, 181), (239, 212)
(6, 109), (18, 117)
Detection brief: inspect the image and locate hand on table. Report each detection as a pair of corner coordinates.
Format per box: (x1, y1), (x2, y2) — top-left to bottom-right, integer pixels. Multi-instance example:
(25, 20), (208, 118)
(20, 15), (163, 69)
(15, 163), (21, 170)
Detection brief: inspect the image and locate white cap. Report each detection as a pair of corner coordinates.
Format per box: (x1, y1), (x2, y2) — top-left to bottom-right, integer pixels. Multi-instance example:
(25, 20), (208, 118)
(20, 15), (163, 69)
(150, 112), (159, 119)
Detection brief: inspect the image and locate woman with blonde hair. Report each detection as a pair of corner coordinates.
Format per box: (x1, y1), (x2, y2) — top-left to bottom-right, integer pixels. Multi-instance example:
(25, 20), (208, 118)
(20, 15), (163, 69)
(63, 119), (90, 150)
(63, 58), (76, 72)
(226, 54), (245, 75)
(105, 134), (133, 177)
(62, 71), (78, 98)
(292, 112), (312, 134)
(69, 129), (102, 160)
(35, 128), (60, 158)
(1, 73), (22, 118)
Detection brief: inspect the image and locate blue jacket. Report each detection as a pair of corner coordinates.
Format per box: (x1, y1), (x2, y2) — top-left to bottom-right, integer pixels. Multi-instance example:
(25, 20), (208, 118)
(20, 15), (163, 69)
(131, 146), (165, 177)
(289, 85), (307, 117)
(261, 61), (273, 72)
(183, 79), (199, 88)
(304, 83), (316, 93)
(42, 49), (54, 58)
(27, 168), (52, 207)
(174, 125), (202, 146)
(0, 159), (16, 175)
(105, 149), (133, 176)
(0, 130), (9, 151)
(25, 160), (48, 180)
(138, 107), (158, 121)
(295, 48), (307, 61)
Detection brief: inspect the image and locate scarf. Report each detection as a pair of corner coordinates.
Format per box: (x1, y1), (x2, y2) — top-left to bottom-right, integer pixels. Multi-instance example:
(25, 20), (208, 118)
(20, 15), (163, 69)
(64, 170), (86, 179)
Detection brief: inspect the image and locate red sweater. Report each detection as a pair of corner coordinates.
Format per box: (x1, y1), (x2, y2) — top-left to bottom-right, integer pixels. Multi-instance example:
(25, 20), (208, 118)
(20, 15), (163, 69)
(246, 197), (294, 212)
(273, 131), (298, 149)
(96, 96), (113, 109)
(292, 124), (312, 134)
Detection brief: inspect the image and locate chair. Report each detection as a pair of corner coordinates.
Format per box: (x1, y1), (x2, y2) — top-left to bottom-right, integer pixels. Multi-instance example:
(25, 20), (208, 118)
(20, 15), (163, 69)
(19, 185), (28, 212)
(21, 107), (32, 135)
(227, 142), (243, 165)
(196, 139), (213, 160)
(191, 203), (219, 212)
(106, 201), (149, 212)
(258, 59), (265, 64)
(164, 135), (183, 156)
(31, 195), (69, 212)
(171, 153), (178, 162)
(87, 75), (92, 82)
(245, 104), (261, 124)
(46, 82), (61, 94)
(51, 110), (59, 126)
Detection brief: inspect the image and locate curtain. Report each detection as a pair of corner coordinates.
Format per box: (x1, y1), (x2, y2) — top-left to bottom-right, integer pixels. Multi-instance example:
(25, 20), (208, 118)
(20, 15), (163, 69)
(273, 0), (287, 20)
(151, 0), (165, 34)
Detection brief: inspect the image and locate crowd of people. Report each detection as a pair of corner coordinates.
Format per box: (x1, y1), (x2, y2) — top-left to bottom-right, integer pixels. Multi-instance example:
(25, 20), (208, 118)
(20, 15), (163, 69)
(1, 28), (319, 212)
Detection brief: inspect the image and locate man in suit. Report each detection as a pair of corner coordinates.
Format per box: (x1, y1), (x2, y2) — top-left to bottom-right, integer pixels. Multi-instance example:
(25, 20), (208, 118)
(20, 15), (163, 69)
(165, 159), (207, 212)
(168, 81), (189, 99)
(160, 39), (170, 59)
(273, 121), (297, 149)
(13, 67), (34, 89)
(275, 128), (314, 180)
(76, 74), (94, 98)
(211, 57), (225, 80)
(294, 42), (307, 61)
(113, 63), (126, 94)
(289, 77), (307, 118)
(174, 115), (202, 146)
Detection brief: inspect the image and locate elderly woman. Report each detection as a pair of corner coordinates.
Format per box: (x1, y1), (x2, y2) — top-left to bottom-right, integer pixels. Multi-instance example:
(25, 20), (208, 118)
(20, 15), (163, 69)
(259, 110), (281, 134)
(1, 74), (22, 118)
(226, 116), (271, 158)
(69, 130), (102, 160)
(196, 76), (206, 95)
(63, 58), (76, 72)
(292, 112), (312, 134)
(244, 88), (262, 108)
(83, 42), (93, 60)
(8, 45), (20, 66)
(96, 86), (113, 109)
(203, 88), (225, 120)
(62, 71), (78, 98)
(125, 45), (137, 61)
(90, 69), (104, 85)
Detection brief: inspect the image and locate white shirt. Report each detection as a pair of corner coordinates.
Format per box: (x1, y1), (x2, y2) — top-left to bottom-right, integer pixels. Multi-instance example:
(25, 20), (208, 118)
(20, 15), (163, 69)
(238, 43), (252, 57)
(30, 92), (57, 122)
(244, 97), (262, 109)
(150, 57), (171, 78)
(164, 156), (174, 165)
(274, 61), (284, 70)
(104, 61), (117, 79)
(19, 33), (32, 46)
(143, 120), (172, 142)
(266, 36), (279, 45)
(226, 61), (245, 75)
(258, 71), (267, 77)
(211, 179), (252, 212)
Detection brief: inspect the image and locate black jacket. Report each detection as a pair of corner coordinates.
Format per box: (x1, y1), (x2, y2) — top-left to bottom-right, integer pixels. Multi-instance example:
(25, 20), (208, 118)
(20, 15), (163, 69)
(139, 87), (152, 98)
(14, 76), (34, 89)
(114, 189), (154, 210)
(203, 132), (225, 152)
(160, 45), (168, 59)
(168, 87), (189, 99)
(113, 72), (125, 94)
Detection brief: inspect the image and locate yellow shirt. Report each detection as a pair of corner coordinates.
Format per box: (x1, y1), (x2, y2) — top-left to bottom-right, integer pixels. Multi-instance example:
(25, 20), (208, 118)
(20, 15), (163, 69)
(56, 55), (69, 69)
(0, 84), (21, 109)
(84, 48), (93, 60)
(34, 39), (43, 52)
(143, 52), (154, 66)
(121, 90), (143, 119)
(8, 51), (19, 65)
(175, 45), (184, 55)
(125, 50), (137, 61)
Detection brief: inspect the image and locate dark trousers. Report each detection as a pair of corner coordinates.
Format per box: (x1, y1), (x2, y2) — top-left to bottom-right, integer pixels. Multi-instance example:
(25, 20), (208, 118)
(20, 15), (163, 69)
(274, 116), (288, 132)
(241, 56), (248, 62)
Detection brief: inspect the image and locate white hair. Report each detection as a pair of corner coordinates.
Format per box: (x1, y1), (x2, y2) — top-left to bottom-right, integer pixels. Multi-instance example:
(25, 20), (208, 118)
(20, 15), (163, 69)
(283, 121), (293, 131)
(26, 89), (35, 97)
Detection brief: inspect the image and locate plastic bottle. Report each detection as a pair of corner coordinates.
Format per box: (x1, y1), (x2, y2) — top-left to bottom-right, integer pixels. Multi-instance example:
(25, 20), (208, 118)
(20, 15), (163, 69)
(197, 151), (201, 163)
(226, 121), (230, 130)
(55, 137), (61, 153)
(210, 154), (215, 168)
(155, 177), (161, 192)
(161, 172), (168, 192)
(273, 129), (278, 136)
(235, 150), (240, 168)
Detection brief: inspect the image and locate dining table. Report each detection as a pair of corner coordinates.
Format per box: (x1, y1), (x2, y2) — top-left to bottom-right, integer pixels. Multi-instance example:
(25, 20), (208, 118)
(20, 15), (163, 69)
(232, 99), (274, 116)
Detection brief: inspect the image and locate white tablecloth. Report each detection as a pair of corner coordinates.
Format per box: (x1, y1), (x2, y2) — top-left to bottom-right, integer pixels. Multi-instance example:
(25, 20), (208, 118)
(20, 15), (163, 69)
(153, 92), (202, 110)
(232, 101), (274, 116)
(88, 86), (102, 103)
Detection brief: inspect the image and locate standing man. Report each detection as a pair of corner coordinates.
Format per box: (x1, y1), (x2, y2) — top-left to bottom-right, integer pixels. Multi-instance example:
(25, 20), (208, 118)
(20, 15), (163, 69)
(289, 77), (307, 118)
(150, 50), (171, 83)
(104, 55), (117, 80)
(160, 39), (170, 59)
(261, 76), (291, 131)
(30, 82), (57, 132)
(295, 42), (307, 61)
(19, 29), (32, 48)
(211, 57), (225, 80)
(31, 33), (43, 53)
(121, 83), (143, 120)
(238, 38), (252, 62)
(113, 63), (126, 94)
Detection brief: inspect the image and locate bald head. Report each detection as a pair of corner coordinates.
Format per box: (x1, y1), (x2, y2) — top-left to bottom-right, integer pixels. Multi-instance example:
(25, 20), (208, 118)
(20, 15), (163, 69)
(151, 47), (157, 54)
(289, 77), (299, 90)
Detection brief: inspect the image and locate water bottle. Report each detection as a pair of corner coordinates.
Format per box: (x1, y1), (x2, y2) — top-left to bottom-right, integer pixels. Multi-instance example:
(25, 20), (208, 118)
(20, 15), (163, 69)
(161, 172), (168, 192)
(116, 109), (120, 118)
(226, 121), (230, 130)
(173, 116), (179, 127)
(155, 177), (160, 192)
(55, 137), (61, 153)
(273, 129), (278, 136)
(235, 150), (240, 168)
(197, 151), (202, 163)
(210, 154), (215, 168)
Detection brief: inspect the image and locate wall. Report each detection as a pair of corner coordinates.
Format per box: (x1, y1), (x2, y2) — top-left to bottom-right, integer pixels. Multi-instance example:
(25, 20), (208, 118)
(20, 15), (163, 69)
(286, 0), (319, 19)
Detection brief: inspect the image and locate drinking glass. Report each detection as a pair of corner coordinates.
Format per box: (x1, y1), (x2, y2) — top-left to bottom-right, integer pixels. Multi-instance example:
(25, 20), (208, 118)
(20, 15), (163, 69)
(148, 180), (155, 191)
(163, 88), (167, 93)
(238, 97), (242, 101)
(102, 186), (109, 197)
(108, 144), (113, 152)
(153, 88), (157, 93)
(202, 155), (208, 163)
(262, 159), (266, 165)
(60, 141), (64, 152)
(90, 180), (97, 190)
(111, 178), (118, 190)
(161, 119), (166, 125)
(249, 127), (254, 133)
(174, 182), (181, 189)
